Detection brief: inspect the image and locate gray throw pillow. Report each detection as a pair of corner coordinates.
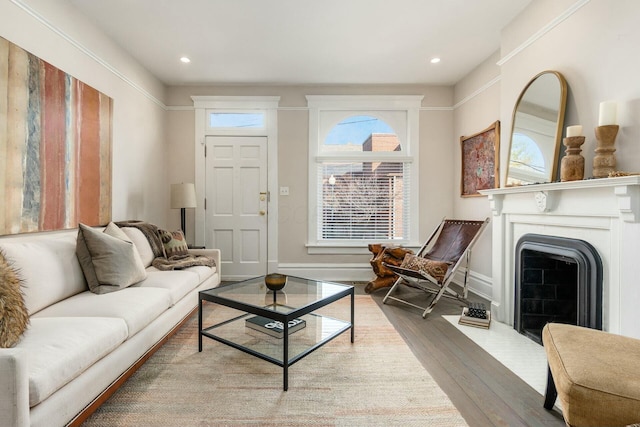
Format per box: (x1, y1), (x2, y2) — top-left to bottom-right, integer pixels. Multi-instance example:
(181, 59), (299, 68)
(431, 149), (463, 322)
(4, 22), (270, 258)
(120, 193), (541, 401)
(76, 223), (147, 294)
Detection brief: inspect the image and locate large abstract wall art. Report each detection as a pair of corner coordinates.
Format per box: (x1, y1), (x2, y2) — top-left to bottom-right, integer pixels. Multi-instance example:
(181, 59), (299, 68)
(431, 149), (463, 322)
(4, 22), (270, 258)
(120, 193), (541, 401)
(0, 36), (112, 235)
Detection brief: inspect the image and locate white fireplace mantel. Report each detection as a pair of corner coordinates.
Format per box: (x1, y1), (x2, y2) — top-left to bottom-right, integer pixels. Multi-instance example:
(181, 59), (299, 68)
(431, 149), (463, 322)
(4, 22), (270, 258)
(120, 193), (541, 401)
(479, 176), (640, 339)
(482, 176), (640, 222)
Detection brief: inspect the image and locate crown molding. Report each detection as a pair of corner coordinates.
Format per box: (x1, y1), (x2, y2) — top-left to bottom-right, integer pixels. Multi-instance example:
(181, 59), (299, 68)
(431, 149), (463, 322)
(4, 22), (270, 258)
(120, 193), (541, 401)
(453, 75), (501, 110)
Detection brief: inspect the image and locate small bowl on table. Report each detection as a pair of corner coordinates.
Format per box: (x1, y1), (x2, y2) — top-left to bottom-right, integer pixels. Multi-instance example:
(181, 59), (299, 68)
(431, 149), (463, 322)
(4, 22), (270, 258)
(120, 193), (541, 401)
(264, 273), (287, 291)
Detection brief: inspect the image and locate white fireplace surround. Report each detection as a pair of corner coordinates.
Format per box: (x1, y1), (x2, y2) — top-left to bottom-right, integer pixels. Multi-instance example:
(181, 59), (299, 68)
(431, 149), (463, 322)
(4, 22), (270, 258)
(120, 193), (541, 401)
(480, 176), (640, 340)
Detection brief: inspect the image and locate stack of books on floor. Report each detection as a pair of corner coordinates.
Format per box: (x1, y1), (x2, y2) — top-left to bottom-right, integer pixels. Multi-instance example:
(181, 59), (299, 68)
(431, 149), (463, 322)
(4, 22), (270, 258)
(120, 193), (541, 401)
(458, 303), (491, 329)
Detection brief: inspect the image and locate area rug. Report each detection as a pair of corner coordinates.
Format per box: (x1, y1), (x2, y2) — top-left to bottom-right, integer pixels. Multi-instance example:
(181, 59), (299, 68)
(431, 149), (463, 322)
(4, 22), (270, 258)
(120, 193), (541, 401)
(82, 296), (467, 426)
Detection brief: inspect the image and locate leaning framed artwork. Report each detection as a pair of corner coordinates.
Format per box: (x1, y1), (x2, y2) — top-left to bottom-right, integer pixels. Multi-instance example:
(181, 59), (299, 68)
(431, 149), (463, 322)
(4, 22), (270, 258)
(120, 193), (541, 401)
(0, 36), (112, 235)
(460, 121), (500, 197)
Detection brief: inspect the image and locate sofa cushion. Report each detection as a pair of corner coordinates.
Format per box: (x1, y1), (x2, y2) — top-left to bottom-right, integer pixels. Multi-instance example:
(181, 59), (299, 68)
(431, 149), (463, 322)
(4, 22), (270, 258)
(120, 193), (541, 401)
(183, 265), (215, 283)
(132, 269), (201, 305)
(144, 264), (215, 283)
(0, 231), (86, 315)
(121, 227), (155, 267)
(32, 287), (172, 337)
(76, 223), (147, 294)
(0, 249), (29, 348)
(19, 317), (128, 407)
(158, 229), (189, 258)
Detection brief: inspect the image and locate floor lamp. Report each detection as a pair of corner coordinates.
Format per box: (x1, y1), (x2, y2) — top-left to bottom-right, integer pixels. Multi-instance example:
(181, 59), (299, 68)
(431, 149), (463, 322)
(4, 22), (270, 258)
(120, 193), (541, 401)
(170, 183), (197, 240)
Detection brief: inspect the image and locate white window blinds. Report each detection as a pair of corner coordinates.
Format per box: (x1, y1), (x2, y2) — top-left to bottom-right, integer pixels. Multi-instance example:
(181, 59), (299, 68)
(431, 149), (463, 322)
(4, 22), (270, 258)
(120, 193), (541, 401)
(317, 161), (410, 241)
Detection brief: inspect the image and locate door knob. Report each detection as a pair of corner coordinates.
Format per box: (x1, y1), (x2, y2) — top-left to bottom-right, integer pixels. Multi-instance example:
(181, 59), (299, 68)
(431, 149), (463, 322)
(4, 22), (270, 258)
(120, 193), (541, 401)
(259, 210), (266, 216)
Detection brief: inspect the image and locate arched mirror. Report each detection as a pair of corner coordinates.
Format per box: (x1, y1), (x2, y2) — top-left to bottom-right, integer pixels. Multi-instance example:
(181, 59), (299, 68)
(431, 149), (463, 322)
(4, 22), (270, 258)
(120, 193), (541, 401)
(505, 71), (568, 186)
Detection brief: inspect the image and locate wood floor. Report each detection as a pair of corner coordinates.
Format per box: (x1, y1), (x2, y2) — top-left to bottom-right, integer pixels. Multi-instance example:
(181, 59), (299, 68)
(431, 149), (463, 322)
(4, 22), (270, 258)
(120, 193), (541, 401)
(358, 283), (566, 427)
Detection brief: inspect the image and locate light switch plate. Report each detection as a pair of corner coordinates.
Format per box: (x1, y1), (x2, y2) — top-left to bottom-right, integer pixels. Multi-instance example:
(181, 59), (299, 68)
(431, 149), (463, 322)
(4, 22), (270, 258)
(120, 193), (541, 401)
(279, 186), (289, 196)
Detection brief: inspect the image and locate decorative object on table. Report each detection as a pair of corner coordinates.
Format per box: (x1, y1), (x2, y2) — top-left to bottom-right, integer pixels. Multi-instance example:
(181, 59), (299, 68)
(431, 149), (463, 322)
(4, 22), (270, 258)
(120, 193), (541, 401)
(264, 273), (287, 291)
(0, 35), (112, 235)
(245, 316), (306, 338)
(170, 183), (197, 238)
(458, 307), (491, 329)
(460, 121), (500, 197)
(365, 244), (413, 293)
(561, 125), (586, 181)
(466, 302), (488, 319)
(593, 101), (619, 178)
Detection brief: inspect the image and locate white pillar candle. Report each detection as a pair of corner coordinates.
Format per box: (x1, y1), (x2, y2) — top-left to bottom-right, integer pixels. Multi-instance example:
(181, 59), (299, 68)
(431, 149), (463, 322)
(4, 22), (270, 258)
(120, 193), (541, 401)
(566, 125), (583, 137)
(598, 101), (617, 126)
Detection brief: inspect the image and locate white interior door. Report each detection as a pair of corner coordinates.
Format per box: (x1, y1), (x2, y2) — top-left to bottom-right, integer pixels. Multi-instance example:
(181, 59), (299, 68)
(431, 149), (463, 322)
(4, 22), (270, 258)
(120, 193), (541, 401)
(205, 136), (268, 280)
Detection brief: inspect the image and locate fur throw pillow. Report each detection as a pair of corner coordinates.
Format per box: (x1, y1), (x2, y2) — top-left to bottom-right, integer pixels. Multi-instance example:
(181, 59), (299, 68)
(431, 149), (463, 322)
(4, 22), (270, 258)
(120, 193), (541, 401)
(400, 254), (449, 283)
(0, 249), (29, 348)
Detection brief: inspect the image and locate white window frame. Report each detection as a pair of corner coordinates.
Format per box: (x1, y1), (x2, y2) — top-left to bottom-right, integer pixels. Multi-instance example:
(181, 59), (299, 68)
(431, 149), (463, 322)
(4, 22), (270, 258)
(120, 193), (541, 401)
(306, 95), (423, 254)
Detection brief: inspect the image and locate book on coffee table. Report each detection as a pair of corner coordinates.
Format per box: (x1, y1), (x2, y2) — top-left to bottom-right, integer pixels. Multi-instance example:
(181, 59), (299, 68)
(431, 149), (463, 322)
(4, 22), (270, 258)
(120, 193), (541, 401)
(458, 307), (491, 329)
(245, 316), (306, 338)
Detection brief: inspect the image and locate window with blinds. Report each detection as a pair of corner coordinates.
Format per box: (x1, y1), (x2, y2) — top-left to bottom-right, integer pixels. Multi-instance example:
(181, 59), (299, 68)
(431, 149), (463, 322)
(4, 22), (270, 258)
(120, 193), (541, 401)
(314, 114), (410, 243)
(318, 161), (410, 240)
(306, 95), (421, 252)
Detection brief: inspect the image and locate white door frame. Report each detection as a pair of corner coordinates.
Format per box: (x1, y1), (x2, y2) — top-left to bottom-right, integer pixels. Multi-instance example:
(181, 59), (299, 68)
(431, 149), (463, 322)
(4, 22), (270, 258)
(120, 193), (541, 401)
(192, 96), (280, 278)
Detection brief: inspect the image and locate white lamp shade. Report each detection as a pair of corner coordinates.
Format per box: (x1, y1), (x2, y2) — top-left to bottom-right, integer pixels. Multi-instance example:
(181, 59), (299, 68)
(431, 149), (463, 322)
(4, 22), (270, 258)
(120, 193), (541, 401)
(170, 183), (197, 209)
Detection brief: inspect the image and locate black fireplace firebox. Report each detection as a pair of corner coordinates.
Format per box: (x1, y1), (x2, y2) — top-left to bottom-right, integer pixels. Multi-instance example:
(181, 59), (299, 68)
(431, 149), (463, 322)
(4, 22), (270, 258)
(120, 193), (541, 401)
(514, 234), (602, 344)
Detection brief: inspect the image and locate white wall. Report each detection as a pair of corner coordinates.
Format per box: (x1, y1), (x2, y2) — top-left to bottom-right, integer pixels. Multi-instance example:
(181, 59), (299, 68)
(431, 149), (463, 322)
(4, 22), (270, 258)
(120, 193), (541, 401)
(0, 0), (169, 227)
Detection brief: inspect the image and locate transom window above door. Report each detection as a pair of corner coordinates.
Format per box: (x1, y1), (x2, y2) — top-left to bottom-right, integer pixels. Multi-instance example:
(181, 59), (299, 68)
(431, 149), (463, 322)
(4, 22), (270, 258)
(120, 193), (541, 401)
(208, 112), (265, 129)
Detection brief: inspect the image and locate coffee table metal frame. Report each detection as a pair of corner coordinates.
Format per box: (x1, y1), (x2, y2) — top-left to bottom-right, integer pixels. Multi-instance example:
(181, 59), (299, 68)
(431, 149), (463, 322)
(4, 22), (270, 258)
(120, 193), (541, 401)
(198, 276), (354, 390)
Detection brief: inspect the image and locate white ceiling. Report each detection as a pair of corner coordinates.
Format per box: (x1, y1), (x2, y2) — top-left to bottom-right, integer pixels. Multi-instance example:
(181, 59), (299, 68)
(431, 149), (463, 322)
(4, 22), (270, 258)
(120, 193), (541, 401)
(68, 0), (532, 86)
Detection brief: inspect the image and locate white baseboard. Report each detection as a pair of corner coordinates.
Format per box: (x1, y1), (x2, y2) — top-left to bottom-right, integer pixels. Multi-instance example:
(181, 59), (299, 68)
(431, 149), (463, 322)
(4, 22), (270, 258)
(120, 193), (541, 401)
(452, 269), (492, 300)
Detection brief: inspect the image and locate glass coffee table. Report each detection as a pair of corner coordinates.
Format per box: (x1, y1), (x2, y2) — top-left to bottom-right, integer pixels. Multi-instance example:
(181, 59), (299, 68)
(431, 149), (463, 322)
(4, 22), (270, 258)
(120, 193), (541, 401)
(198, 275), (354, 390)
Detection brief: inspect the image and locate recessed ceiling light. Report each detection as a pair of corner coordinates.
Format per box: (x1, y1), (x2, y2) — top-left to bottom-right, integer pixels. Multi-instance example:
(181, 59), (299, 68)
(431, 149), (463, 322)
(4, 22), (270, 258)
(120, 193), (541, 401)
(430, 57), (441, 64)
(180, 57), (191, 63)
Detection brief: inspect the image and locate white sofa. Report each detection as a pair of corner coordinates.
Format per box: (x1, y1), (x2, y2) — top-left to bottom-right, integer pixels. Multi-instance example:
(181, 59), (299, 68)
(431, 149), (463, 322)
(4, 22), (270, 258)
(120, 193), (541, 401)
(0, 226), (221, 427)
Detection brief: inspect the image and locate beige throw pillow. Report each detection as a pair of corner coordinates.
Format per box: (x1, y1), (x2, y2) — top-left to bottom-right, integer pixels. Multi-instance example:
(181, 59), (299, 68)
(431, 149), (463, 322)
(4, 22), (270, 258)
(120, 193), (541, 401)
(76, 223), (147, 294)
(400, 253), (449, 283)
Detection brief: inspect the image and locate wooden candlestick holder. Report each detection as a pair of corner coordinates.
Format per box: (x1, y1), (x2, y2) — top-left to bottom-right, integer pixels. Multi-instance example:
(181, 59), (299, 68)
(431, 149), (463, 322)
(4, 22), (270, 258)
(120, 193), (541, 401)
(593, 125), (619, 178)
(561, 136), (586, 181)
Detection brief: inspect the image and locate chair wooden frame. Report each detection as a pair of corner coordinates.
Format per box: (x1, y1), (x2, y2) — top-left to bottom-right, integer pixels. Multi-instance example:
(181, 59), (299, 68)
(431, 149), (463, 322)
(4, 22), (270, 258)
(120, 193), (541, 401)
(382, 218), (489, 318)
